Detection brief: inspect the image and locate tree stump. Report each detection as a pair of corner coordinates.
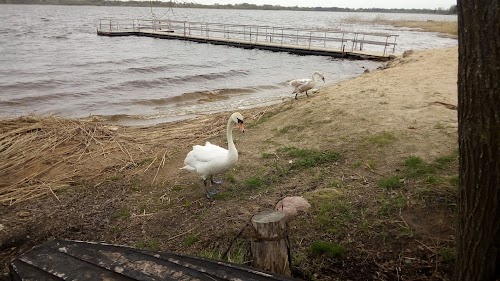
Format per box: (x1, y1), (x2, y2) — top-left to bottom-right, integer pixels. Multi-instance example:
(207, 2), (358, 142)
(250, 210), (291, 276)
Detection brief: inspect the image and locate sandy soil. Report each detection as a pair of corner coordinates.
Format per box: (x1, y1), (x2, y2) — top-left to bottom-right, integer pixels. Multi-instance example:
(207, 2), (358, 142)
(0, 47), (459, 280)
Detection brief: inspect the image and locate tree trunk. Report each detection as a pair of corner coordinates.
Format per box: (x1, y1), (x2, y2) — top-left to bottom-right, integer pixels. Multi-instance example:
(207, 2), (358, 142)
(250, 210), (291, 276)
(456, 0), (500, 280)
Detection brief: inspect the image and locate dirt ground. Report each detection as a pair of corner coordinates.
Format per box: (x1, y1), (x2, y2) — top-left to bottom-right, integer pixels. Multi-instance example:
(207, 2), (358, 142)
(0, 47), (459, 280)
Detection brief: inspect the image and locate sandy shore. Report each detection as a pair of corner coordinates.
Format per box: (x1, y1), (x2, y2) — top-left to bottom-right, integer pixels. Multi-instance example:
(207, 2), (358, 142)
(0, 47), (459, 280)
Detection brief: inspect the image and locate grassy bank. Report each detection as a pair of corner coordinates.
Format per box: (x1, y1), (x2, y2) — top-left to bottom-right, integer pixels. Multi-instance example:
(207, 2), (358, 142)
(0, 47), (458, 280)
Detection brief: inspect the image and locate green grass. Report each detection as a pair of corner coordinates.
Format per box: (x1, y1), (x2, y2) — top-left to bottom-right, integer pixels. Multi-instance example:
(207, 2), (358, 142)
(307, 191), (354, 236)
(182, 199), (192, 207)
(135, 239), (161, 251)
(365, 131), (397, 147)
(378, 175), (403, 189)
(424, 174), (439, 184)
(448, 175), (459, 187)
(326, 180), (343, 188)
(438, 247), (456, 263)
(352, 160), (363, 169)
(171, 185), (183, 192)
(112, 208), (130, 220)
(198, 239), (248, 264)
(211, 191), (231, 200)
(277, 147), (340, 169)
(225, 172), (237, 183)
(276, 125), (304, 135)
(107, 175), (121, 182)
(245, 176), (264, 188)
(183, 234), (199, 246)
(198, 248), (221, 260)
(404, 155), (436, 178)
(310, 241), (345, 259)
(400, 154), (458, 189)
(378, 194), (407, 217)
(261, 152), (275, 159)
(255, 147), (342, 190)
(433, 152), (458, 170)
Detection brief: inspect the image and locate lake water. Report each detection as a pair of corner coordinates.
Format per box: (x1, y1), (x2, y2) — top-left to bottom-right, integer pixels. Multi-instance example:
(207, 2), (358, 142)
(0, 5), (457, 124)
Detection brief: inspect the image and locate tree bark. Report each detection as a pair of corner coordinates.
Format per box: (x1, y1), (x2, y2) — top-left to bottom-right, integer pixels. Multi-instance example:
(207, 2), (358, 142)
(456, 0), (500, 280)
(250, 210), (291, 276)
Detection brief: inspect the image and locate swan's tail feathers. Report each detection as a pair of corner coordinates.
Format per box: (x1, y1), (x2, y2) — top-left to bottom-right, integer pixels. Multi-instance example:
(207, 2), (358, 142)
(180, 165), (196, 171)
(289, 80), (299, 87)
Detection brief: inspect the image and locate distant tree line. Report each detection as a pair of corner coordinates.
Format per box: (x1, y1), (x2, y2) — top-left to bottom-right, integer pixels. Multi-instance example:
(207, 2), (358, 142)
(0, 0), (458, 15)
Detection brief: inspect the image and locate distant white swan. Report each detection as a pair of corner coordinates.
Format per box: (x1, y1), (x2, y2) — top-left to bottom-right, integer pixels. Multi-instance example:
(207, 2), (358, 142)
(181, 112), (245, 198)
(289, 71), (325, 100)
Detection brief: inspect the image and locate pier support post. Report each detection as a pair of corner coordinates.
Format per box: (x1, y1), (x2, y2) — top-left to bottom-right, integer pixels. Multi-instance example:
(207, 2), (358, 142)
(250, 210), (291, 276)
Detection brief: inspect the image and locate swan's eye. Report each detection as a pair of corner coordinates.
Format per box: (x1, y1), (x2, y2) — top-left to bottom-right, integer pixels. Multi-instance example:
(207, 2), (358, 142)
(237, 118), (244, 124)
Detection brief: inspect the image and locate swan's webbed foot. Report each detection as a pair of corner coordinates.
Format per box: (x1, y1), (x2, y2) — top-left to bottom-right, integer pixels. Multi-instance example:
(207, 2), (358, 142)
(203, 179), (219, 199)
(211, 178), (223, 185)
(206, 189), (219, 199)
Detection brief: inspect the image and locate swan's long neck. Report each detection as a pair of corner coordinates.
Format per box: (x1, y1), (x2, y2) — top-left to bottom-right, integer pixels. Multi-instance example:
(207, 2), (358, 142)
(312, 73), (321, 82)
(226, 118), (238, 163)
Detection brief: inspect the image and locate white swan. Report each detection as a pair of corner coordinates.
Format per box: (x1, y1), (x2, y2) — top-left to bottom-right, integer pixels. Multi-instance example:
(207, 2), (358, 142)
(289, 71), (325, 100)
(181, 112), (245, 198)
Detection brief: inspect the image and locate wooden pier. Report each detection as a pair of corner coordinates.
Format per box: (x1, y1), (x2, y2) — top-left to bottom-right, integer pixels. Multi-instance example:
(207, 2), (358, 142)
(97, 19), (398, 61)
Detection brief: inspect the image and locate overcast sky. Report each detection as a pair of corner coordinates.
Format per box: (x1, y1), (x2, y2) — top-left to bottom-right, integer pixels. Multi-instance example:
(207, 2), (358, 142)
(189, 0), (457, 9)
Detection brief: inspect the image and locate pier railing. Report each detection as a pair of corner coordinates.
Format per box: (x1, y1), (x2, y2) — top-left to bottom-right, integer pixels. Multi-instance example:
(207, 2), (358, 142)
(98, 19), (398, 56)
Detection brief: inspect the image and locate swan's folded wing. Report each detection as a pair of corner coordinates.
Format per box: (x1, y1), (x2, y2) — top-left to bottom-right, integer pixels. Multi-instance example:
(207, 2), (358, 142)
(289, 78), (310, 88)
(189, 142), (228, 163)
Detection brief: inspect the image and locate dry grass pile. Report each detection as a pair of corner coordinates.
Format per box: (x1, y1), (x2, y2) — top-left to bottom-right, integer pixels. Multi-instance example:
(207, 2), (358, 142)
(0, 107), (278, 206)
(0, 115), (137, 205)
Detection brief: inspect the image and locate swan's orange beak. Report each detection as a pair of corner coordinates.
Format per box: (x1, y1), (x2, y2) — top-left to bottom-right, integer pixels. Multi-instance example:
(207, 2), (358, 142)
(238, 123), (245, 133)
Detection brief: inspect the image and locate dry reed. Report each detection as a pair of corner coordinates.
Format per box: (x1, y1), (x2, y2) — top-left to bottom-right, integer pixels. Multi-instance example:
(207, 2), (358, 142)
(341, 15), (458, 38)
(0, 106), (280, 205)
(0, 115), (133, 205)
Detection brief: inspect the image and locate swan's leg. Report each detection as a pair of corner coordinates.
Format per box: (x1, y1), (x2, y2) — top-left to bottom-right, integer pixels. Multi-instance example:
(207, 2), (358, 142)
(290, 88), (299, 100)
(203, 179), (210, 196)
(211, 175), (223, 185)
(209, 175), (222, 193)
(204, 177), (219, 198)
(305, 90), (309, 97)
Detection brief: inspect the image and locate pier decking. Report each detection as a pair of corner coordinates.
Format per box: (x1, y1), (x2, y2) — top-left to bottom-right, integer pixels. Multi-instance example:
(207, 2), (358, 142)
(97, 19), (398, 61)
